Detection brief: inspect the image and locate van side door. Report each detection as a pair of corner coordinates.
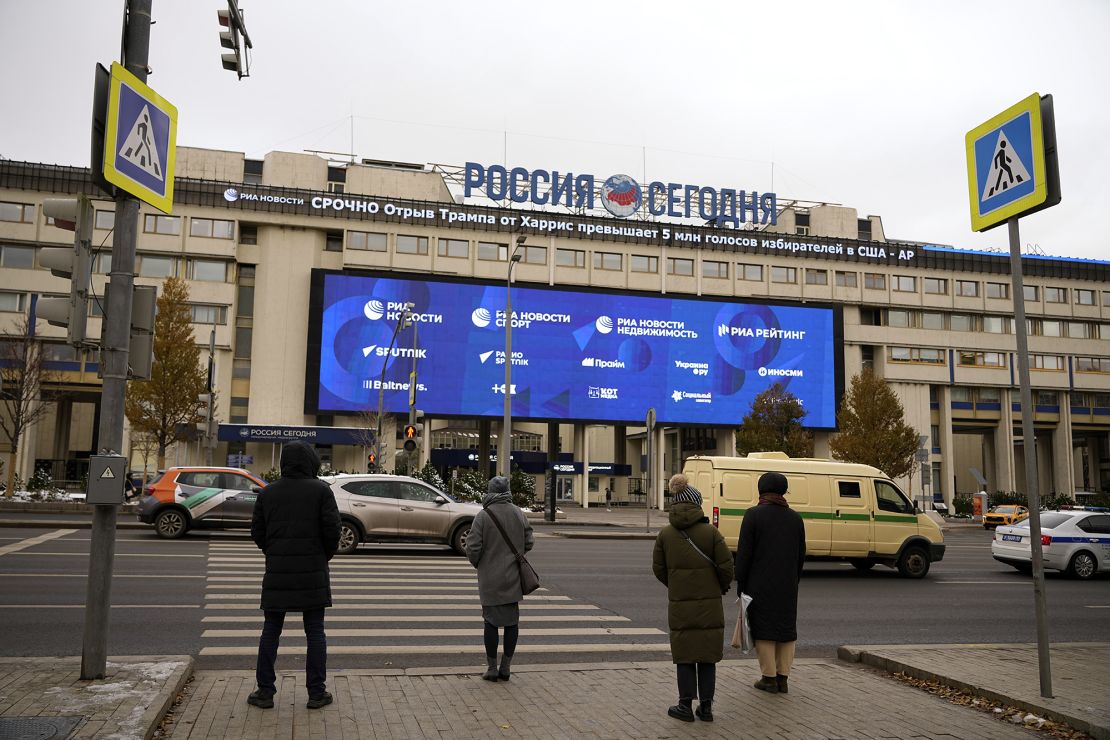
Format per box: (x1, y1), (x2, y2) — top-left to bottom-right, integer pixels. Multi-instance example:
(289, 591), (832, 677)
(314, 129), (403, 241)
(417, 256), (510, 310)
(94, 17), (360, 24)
(785, 474), (831, 556)
(832, 479), (871, 556)
(872, 479), (918, 556)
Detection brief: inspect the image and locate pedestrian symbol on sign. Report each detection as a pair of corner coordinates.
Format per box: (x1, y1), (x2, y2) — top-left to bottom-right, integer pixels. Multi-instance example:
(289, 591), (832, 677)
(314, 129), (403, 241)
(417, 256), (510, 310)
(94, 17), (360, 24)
(118, 105), (163, 180)
(983, 133), (1029, 199)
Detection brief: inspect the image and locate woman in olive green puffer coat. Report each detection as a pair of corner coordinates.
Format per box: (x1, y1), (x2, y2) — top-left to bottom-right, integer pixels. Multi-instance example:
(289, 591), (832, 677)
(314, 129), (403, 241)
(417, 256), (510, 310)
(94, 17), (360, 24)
(652, 474), (734, 723)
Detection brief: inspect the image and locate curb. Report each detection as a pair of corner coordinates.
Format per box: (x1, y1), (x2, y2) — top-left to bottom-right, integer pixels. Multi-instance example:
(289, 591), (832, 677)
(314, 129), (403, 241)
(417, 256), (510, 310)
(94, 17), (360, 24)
(837, 646), (1109, 740)
(142, 656), (194, 740)
(550, 530), (659, 540)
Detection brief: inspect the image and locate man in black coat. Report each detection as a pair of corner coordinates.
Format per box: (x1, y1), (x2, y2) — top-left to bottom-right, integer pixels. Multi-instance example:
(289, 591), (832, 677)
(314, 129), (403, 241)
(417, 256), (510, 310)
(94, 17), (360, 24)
(735, 471), (806, 695)
(247, 442), (341, 710)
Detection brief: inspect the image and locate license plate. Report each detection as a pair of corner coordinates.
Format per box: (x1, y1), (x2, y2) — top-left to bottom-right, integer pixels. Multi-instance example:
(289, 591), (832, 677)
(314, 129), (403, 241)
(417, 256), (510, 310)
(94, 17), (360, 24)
(1001, 534), (1023, 542)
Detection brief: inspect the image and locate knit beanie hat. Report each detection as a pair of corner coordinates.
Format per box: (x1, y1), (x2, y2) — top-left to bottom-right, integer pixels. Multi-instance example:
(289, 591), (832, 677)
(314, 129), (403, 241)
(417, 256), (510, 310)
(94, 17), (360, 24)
(672, 485), (703, 506)
(758, 472), (788, 495)
(487, 476), (510, 494)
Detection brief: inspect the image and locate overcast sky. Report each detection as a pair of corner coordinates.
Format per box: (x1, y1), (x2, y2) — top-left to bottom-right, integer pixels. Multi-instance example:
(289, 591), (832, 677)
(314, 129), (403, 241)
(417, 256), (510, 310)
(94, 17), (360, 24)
(2, 1), (1107, 261)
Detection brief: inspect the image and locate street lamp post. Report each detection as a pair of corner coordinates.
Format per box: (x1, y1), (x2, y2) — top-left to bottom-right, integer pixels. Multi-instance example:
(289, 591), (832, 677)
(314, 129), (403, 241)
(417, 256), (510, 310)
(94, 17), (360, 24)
(376, 302), (414, 474)
(502, 236), (526, 478)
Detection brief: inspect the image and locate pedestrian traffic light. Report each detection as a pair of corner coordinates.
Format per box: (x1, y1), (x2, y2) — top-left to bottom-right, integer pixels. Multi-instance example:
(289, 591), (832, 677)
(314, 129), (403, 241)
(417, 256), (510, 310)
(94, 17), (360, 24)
(367, 452), (377, 472)
(217, 2), (252, 79)
(37, 196), (94, 346)
(99, 284), (158, 380)
(402, 424), (418, 453)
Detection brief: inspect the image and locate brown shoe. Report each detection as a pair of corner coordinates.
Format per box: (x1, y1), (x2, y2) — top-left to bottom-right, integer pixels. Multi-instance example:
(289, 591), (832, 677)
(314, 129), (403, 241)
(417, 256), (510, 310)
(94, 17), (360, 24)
(776, 674), (789, 694)
(753, 676), (779, 694)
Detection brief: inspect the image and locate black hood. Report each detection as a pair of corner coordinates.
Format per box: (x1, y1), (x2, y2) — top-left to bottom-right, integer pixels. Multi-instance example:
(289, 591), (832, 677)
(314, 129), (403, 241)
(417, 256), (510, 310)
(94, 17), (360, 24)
(280, 442), (320, 479)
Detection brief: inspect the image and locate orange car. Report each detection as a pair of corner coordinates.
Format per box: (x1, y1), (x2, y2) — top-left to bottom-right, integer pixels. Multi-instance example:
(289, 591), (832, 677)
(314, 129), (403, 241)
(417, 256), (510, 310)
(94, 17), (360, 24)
(136, 466), (266, 538)
(983, 505), (1028, 530)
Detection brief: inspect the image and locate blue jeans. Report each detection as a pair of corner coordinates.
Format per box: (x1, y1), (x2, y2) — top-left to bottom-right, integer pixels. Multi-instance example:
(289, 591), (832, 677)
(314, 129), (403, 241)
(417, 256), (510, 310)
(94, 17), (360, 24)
(256, 608), (327, 696)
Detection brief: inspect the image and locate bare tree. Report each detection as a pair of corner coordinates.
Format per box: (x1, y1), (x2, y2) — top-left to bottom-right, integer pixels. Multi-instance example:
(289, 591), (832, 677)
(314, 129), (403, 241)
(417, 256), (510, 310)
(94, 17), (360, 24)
(0, 319), (58, 496)
(350, 408), (379, 471)
(129, 429), (159, 491)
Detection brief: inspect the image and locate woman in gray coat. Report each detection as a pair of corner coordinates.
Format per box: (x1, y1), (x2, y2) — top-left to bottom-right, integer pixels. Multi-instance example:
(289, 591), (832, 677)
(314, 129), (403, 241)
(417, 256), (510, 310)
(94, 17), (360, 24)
(465, 476), (535, 681)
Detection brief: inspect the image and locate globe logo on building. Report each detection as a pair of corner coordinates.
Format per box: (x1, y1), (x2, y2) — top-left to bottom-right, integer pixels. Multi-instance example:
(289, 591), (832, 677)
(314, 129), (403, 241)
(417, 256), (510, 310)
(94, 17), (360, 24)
(601, 174), (642, 218)
(223, 188), (239, 202)
(471, 308), (492, 328)
(363, 299), (385, 320)
(595, 316), (613, 334)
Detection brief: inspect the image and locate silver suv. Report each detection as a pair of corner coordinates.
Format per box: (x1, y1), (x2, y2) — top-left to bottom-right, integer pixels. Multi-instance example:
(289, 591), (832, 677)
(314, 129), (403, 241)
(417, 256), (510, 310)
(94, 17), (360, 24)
(325, 474), (482, 555)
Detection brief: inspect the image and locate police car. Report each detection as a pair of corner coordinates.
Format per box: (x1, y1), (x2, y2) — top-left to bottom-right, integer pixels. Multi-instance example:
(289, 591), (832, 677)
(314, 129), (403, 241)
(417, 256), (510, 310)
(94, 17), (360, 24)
(992, 510), (1110, 579)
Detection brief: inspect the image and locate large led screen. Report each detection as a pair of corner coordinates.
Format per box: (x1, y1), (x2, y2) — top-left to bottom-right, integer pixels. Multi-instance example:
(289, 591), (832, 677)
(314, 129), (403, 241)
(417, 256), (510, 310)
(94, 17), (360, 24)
(306, 270), (841, 427)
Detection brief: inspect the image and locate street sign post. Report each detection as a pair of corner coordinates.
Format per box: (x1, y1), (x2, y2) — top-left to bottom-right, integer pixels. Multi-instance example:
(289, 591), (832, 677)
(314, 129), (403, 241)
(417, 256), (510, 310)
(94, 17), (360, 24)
(645, 408), (656, 532)
(102, 61), (178, 213)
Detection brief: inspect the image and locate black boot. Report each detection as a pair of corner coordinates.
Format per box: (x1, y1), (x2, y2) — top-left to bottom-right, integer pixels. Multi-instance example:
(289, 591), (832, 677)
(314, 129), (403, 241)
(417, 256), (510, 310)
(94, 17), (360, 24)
(482, 655), (499, 681)
(667, 701), (695, 722)
(776, 674), (789, 694)
(498, 654), (513, 681)
(246, 689), (273, 709)
(695, 700), (713, 721)
(753, 675), (779, 693)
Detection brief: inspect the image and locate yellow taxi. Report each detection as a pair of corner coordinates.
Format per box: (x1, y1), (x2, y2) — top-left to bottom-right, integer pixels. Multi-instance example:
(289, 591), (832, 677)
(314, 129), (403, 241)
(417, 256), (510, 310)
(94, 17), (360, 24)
(983, 504), (1029, 530)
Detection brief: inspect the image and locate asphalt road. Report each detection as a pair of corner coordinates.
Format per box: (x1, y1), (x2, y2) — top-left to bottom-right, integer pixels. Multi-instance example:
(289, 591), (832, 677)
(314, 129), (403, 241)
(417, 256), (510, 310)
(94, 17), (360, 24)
(0, 518), (1107, 672)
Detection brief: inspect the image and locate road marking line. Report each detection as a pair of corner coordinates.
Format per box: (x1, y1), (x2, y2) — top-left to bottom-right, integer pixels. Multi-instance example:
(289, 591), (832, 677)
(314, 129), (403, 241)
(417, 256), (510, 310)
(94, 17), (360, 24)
(201, 614), (630, 623)
(204, 593), (569, 601)
(935, 581), (1029, 584)
(1085, 605), (1110, 609)
(1, 573), (205, 579)
(205, 576), (477, 583)
(0, 604), (200, 609)
(0, 530), (78, 557)
(202, 627), (663, 638)
(4, 552), (203, 558)
(199, 643), (672, 656)
(206, 584), (484, 592)
(203, 602), (598, 611)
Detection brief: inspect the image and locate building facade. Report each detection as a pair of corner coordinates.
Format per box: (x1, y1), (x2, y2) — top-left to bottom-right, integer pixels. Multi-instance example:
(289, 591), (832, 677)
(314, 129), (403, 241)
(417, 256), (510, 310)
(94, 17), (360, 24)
(1, 149), (1108, 506)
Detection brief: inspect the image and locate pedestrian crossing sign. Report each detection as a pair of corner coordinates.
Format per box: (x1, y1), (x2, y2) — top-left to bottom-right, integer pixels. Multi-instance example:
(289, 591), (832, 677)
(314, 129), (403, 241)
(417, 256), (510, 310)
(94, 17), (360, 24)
(965, 92), (1058, 232)
(102, 62), (177, 213)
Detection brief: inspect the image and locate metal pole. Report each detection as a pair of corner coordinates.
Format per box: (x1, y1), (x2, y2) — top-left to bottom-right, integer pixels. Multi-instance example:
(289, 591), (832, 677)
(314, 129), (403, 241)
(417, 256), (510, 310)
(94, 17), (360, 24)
(375, 305), (412, 475)
(1007, 217), (1053, 698)
(204, 325), (215, 466)
(81, 0), (150, 680)
(502, 246), (522, 478)
(408, 320), (417, 474)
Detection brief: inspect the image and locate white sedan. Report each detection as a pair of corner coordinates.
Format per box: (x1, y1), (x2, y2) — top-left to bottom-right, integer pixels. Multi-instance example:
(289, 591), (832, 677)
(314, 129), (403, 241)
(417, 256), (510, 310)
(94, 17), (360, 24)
(992, 510), (1110, 580)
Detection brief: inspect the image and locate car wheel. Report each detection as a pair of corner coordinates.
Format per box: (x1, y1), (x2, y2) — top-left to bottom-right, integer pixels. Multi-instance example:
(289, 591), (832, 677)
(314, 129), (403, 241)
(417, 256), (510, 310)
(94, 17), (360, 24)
(336, 520), (361, 556)
(896, 545), (930, 578)
(849, 559), (875, 571)
(451, 522), (471, 556)
(1066, 551), (1097, 580)
(154, 509), (187, 539)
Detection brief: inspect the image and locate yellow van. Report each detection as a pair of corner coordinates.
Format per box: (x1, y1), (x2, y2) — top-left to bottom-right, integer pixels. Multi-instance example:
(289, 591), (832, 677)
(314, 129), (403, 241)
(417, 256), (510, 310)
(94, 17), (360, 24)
(684, 452), (945, 578)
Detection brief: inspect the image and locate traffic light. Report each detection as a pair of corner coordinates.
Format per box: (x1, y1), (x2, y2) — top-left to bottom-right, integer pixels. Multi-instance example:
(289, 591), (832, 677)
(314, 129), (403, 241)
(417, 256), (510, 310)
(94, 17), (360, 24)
(38, 196), (93, 345)
(367, 452), (377, 472)
(217, 2), (252, 79)
(197, 393), (218, 449)
(99, 284), (158, 380)
(402, 424), (418, 453)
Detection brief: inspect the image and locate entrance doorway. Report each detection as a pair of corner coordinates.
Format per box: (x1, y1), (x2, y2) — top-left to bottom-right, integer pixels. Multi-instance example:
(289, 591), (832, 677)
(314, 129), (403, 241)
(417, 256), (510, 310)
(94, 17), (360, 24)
(557, 477), (575, 501)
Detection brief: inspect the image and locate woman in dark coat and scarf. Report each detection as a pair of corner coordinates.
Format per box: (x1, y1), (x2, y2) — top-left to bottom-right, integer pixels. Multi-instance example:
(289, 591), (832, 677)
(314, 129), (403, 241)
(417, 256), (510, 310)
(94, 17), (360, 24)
(653, 474), (734, 722)
(465, 476), (534, 681)
(735, 471), (806, 694)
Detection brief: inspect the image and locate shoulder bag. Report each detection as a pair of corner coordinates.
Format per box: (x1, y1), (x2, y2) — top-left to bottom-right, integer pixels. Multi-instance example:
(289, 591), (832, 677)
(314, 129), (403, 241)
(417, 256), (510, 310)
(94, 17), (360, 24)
(677, 528), (730, 595)
(483, 504), (541, 595)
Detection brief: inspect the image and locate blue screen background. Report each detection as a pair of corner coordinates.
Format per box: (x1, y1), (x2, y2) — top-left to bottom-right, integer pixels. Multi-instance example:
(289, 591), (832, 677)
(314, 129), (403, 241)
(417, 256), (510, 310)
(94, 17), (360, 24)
(312, 272), (839, 427)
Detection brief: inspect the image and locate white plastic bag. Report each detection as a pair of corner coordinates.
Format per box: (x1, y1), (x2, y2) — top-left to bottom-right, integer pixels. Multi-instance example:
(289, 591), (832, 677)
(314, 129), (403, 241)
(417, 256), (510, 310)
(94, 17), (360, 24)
(730, 592), (754, 653)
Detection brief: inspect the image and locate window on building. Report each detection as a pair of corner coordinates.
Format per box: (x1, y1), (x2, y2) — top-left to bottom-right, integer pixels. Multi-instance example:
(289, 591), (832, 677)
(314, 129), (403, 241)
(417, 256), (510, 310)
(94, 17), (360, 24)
(437, 238), (469, 258)
(327, 166), (346, 193)
(739, 263), (763, 281)
(889, 346), (945, 364)
(137, 254), (175, 278)
(1044, 287), (1066, 303)
(893, 275), (916, 292)
(1076, 289), (1095, 306)
(0, 291), (25, 312)
(1037, 391), (1059, 405)
(805, 269), (828, 285)
(555, 248), (584, 268)
(232, 359), (251, 380)
(396, 235), (429, 255)
(924, 277), (947, 294)
(88, 298), (105, 317)
(794, 212), (810, 237)
(243, 159), (263, 185)
(0, 245), (35, 269)
(238, 224), (258, 245)
(189, 259), (228, 282)
(835, 271), (857, 287)
(887, 310), (912, 328)
(668, 258), (694, 277)
(1031, 354), (1064, 370)
(977, 387), (1001, 403)
(864, 273), (886, 290)
(190, 304), (228, 324)
(1073, 392), (1089, 407)
(323, 231), (343, 252)
(479, 242), (508, 262)
(1041, 320), (1061, 337)
(93, 252), (112, 274)
(857, 218), (872, 241)
(921, 312), (945, 330)
(958, 351), (1005, 367)
(348, 231), (387, 252)
(143, 214), (181, 235)
(1100, 323), (1110, 340)
(1067, 321), (1090, 339)
(771, 266), (796, 283)
(234, 326), (253, 359)
(1104, 291), (1110, 307)
(237, 284), (254, 317)
(950, 387), (972, 403)
(190, 218), (234, 239)
(94, 210), (115, 230)
(0, 202), (34, 223)
(630, 255), (658, 273)
(982, 315), (1006, 334)
(956, 280), (979, 297)
(593, 252), (623, 271)
(950, 314), (973, 331)
(1023, 285), (1039, 301)
(522, 245), (546, 264)
(986, 282), (1009, 299)
(703, 260), (728, 279)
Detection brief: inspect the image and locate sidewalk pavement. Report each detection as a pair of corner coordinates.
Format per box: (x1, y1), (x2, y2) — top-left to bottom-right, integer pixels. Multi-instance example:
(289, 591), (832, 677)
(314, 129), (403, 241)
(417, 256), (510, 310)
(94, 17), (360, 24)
(3, 645), (1106, 739)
